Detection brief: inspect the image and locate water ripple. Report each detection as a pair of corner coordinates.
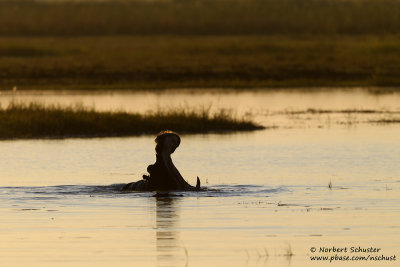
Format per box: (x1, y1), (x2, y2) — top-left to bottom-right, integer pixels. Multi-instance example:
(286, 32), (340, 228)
(0, 183), (287, 199)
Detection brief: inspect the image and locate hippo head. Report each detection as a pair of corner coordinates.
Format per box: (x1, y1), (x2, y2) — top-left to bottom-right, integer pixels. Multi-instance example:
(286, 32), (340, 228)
(122, 130), (200, 191)
(155, 131), (181, 156)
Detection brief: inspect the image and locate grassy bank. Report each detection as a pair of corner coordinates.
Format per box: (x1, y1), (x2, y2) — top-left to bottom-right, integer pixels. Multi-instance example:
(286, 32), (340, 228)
(1, 0), (400, 90)
(1, 0), (399, 36)
(0, 102), (263, 139)
(1, 35), (400, 90)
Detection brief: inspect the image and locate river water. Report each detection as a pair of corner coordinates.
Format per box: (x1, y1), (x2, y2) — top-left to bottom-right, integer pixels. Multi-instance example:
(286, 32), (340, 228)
(0, 89), (399, 266)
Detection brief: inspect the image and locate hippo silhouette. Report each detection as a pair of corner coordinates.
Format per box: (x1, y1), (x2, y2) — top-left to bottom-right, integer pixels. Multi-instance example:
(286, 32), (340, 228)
(122, 131), (201, 191)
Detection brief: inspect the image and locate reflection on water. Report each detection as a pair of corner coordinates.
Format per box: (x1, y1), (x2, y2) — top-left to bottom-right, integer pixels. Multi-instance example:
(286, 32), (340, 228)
(0, 89), (399, 266)
(0, 182), (398, 267)
(1, 89), (400, 115)
(155, 195), (182, 267)
(2, 89), (400, 129)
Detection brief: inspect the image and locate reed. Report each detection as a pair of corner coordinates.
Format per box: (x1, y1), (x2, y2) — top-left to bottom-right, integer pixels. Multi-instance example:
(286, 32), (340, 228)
(0, 102), (264, 139)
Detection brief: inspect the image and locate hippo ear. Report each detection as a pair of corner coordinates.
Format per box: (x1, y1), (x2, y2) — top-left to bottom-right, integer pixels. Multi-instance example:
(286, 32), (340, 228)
(196, 176), (201, 190)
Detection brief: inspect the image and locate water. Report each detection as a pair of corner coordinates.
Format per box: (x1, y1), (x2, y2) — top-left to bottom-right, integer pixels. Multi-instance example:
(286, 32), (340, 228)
(2, 88), (400, 114)
(0, 89), (399, 266)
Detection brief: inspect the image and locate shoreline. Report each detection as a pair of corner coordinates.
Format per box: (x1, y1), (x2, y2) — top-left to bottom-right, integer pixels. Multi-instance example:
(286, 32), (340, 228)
(0, 102), (264, 140)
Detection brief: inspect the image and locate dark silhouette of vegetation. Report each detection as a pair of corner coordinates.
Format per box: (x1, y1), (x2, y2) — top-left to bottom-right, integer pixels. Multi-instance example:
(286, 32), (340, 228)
(282, 109), (400, 115)
(0, 0), (399, 90)
(0, 102), (264, 139)
(0, 0), (399, 36)
(369, 119), (400, 124)
(1, 35), (400, 90)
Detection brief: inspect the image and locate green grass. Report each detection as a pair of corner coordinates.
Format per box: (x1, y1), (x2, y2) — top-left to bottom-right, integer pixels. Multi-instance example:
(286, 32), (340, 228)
(1, 35), (400, 90)
(0, 102), (264, 139)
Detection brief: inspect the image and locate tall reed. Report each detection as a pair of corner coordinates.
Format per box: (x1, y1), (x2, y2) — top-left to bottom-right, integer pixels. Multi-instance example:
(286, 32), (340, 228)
(0, 102), (263, 139)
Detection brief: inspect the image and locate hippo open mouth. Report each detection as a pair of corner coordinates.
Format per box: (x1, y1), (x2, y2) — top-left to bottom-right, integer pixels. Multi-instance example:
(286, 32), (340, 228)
(122, 131), (201, 191)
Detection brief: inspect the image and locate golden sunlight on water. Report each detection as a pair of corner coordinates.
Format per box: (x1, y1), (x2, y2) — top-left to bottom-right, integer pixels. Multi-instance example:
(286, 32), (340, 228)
(0, 89), (399, 266)
(0, 187), (398, 267)
(1, 88), (400, 114)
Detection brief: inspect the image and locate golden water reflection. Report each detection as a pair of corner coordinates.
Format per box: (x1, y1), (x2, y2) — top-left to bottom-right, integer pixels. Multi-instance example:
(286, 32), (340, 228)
(0, 89), (399, 266)
(155, 196), (184, 267)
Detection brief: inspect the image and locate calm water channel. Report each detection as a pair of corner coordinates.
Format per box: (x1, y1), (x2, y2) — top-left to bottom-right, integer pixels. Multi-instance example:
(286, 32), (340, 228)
(0, 89), (399, 266)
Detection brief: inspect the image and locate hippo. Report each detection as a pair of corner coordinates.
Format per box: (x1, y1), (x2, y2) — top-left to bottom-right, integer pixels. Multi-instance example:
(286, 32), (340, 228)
(122, 131), (201, 191)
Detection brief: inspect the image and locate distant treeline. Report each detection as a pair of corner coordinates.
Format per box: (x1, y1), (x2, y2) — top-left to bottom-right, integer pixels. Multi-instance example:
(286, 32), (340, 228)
(0, 0), (399, 36)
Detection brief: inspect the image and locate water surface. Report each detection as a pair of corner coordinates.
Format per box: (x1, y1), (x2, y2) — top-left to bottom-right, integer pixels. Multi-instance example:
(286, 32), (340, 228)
(0, 89), (399, 266)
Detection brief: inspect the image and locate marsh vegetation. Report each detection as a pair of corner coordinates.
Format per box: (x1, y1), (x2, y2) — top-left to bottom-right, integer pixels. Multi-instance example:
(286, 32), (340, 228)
(2, 35), (400, 90)
(0, 0), (399, 90)
(1, 0), (399, 36)
(0, 102), (263, 139)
